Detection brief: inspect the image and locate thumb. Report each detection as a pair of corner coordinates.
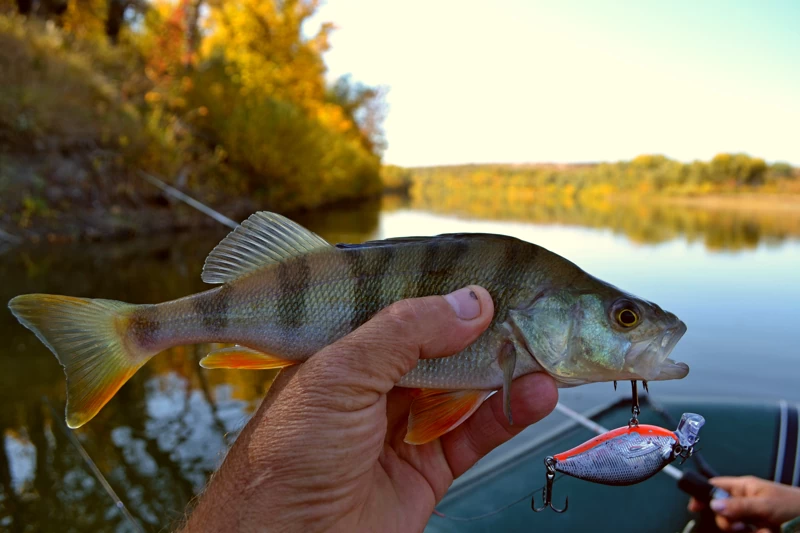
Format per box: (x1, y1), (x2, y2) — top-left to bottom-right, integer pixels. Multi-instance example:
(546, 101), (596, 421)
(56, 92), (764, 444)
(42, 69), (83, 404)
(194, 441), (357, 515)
(302, 285), (494, 409)
(711, 497), (773, 522)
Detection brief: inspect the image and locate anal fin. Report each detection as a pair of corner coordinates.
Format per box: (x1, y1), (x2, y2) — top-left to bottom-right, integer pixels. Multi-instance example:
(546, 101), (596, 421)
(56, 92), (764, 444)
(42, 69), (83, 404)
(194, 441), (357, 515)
(200, 346), (297, 370)
(404, 389), (494, 445)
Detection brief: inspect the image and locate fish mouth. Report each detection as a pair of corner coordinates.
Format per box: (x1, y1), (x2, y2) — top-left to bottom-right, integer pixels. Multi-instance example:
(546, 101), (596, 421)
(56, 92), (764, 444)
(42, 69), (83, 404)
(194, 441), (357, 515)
(627, 321), (689, 381)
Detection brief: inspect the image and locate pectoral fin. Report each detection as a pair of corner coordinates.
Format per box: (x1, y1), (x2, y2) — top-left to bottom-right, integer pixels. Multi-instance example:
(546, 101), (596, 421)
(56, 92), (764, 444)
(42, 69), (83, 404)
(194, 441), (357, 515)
(498, 342), (516, 425)
(404, 389), (494, 445)
(200, 346), (297, 370)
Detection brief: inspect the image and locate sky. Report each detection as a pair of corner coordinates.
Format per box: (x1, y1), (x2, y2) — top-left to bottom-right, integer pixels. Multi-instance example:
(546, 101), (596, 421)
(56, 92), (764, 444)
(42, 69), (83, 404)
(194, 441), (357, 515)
(309, 0), (800, 167)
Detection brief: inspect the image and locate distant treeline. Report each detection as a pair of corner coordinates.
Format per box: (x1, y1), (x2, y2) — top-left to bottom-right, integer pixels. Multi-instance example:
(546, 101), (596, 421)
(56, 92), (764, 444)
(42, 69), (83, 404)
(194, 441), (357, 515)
(395, 154), (800, 252)
(0, 1), (386, 238)
(401, 154), (798, 201)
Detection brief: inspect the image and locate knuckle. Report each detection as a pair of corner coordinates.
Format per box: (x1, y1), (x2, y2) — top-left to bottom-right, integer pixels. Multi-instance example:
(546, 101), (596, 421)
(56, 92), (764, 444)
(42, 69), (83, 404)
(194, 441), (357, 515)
(335, 332), (374, 361)
(385, 298), (421, 325)
(741, 475), (761, 488)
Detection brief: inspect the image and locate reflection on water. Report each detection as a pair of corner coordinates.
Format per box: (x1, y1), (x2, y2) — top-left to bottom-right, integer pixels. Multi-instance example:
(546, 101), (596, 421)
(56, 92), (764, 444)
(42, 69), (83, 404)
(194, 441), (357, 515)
(0, 203), (382, 532)
(2, 194), (799, 530)
(411, 189), (800, 251)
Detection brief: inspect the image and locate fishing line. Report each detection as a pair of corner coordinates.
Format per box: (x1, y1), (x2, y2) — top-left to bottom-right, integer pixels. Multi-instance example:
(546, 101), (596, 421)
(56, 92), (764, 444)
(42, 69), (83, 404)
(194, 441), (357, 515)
(432, 474), (566, 521)
(44, 397), (146, 533)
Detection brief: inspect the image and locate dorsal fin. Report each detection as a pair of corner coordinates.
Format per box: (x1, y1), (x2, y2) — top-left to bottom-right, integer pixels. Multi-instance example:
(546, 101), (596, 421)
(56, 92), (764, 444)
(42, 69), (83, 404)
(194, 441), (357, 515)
(202, 212), (331, 284)
(335, 233), (523, 250)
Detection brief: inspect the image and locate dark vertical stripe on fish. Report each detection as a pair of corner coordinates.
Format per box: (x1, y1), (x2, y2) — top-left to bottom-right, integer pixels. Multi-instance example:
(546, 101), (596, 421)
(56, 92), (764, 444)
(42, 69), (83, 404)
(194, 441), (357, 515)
(417, 240), (443, 296)
(440, 239), (470, 290)
(277, 257), (310, 330)
(129, 305), (161, 350)
(490, 239), (526, 322)
(195, 283), (231, 335)
(347, 247), (396, 330)
(421, 238), (470, 296)
(378, 245), (402, 302)
(345, 249), (368, 331)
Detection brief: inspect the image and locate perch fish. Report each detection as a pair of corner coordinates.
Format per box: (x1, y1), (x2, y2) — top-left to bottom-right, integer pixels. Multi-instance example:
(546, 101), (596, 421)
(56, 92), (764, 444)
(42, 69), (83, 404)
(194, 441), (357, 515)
(8, 212), (689, 443)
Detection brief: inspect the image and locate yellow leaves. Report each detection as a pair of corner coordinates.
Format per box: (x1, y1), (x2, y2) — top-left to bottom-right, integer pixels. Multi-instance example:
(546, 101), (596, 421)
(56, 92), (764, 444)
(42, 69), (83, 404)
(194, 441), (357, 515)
(61, 0), (107, 41)
(145, 91), (161, 103)
(317, 104), (354, 133)
(180, 76), (193, 92)
(202, 0), (329, 113)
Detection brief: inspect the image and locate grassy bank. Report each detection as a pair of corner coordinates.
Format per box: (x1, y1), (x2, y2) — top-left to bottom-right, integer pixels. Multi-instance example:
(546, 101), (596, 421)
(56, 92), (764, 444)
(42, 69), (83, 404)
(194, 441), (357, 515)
(0, 3), (385, 242)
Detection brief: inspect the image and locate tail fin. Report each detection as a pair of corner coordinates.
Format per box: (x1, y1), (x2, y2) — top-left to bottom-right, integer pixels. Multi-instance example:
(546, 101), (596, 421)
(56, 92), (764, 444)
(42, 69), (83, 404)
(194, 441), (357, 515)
(8, 294), (154, 428)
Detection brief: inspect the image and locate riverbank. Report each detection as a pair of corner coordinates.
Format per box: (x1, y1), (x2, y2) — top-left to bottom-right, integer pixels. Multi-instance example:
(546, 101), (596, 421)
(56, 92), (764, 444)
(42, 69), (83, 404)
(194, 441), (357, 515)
(663, 193), (800, 213)
(0, 150), (391, 245)
(0, 9), (386, 245)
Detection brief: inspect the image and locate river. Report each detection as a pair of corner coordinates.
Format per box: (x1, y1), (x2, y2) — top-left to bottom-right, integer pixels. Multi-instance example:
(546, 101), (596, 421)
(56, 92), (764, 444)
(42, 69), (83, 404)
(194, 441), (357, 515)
(1, 196), (798, 531)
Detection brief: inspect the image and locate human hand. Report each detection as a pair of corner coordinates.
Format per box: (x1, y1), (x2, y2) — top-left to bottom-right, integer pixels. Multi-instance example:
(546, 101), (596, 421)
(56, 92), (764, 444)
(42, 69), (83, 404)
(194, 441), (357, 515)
(181, 285), (558, 533)
(688, 476), (800, 532)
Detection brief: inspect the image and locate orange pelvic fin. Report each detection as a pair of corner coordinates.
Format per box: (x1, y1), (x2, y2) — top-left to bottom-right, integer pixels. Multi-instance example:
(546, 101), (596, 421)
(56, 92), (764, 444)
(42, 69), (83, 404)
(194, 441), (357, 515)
(404, 388), (494, 445)
(199, 346), (297, 370)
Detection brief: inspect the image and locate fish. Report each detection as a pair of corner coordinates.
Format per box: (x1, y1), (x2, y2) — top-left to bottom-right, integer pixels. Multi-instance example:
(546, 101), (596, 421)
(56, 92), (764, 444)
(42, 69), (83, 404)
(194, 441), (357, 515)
(7, 211), (689, 444)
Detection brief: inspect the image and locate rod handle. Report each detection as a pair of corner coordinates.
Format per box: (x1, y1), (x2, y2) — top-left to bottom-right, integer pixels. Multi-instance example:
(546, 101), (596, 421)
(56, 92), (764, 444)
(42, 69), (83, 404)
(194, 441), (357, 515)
(678, 471), (731, 503)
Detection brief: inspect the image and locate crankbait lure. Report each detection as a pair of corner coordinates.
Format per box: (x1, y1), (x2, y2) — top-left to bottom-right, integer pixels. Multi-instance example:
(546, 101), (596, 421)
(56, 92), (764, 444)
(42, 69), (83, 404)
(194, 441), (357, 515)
(533, 412), (705, 512)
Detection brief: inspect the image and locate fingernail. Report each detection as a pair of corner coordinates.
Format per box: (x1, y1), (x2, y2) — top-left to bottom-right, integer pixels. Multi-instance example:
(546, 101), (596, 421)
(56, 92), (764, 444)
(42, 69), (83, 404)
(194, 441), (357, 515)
(709, 499), (726, 513)
(444, 287), (482, 320)
(729, 522), (746, 532)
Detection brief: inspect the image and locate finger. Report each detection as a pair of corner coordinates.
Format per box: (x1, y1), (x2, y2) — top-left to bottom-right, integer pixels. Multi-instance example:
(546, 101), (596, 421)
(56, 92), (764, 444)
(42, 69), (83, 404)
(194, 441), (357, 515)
(711, 496), (772, 522)
(714, 516), (747, 532)
(687, 497), (706, 512)
(303, 286), (494, 408)
(441, 372), (558, 477)
(709, 476), (758, 497)
(257, 366), (301, 414)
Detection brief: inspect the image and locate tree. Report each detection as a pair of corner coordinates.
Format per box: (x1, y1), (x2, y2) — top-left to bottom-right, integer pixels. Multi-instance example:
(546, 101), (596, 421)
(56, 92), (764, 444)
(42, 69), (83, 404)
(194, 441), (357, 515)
(16, 0), (32, 15)
(328, 75), (388, 155)
(106, 0), (130, 43)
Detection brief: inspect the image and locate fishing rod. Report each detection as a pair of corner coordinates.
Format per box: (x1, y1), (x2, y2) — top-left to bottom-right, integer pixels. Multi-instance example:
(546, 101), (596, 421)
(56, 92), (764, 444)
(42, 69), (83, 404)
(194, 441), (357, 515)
(138, 170), (238, 229)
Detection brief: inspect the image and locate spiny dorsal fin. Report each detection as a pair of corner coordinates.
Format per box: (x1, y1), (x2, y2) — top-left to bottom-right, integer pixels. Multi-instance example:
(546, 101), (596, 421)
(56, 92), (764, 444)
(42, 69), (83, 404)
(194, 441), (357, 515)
(202, 212), (331, 284)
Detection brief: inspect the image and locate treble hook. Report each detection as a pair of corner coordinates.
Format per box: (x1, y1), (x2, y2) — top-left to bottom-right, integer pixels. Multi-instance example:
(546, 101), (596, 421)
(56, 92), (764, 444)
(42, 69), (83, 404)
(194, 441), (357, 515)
(532, 457), (568, 513)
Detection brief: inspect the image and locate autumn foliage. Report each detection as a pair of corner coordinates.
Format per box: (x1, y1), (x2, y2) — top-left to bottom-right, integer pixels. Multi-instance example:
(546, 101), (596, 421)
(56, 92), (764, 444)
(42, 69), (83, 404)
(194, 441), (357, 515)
(0, 0), (385, 228)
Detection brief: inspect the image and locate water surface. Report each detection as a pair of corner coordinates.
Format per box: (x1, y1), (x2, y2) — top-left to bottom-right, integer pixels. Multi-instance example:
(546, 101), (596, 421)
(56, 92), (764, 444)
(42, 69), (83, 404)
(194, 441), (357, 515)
(1, 197), (798, 531)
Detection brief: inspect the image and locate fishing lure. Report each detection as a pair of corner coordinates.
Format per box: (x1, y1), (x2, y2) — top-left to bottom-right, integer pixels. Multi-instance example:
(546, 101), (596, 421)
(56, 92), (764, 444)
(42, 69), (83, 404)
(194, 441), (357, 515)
(533, 412), (705, 512)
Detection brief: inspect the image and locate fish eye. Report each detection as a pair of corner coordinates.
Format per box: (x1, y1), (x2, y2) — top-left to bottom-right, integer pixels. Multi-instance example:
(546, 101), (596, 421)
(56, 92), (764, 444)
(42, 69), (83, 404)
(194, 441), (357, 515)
(611, 300), (640, 328)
